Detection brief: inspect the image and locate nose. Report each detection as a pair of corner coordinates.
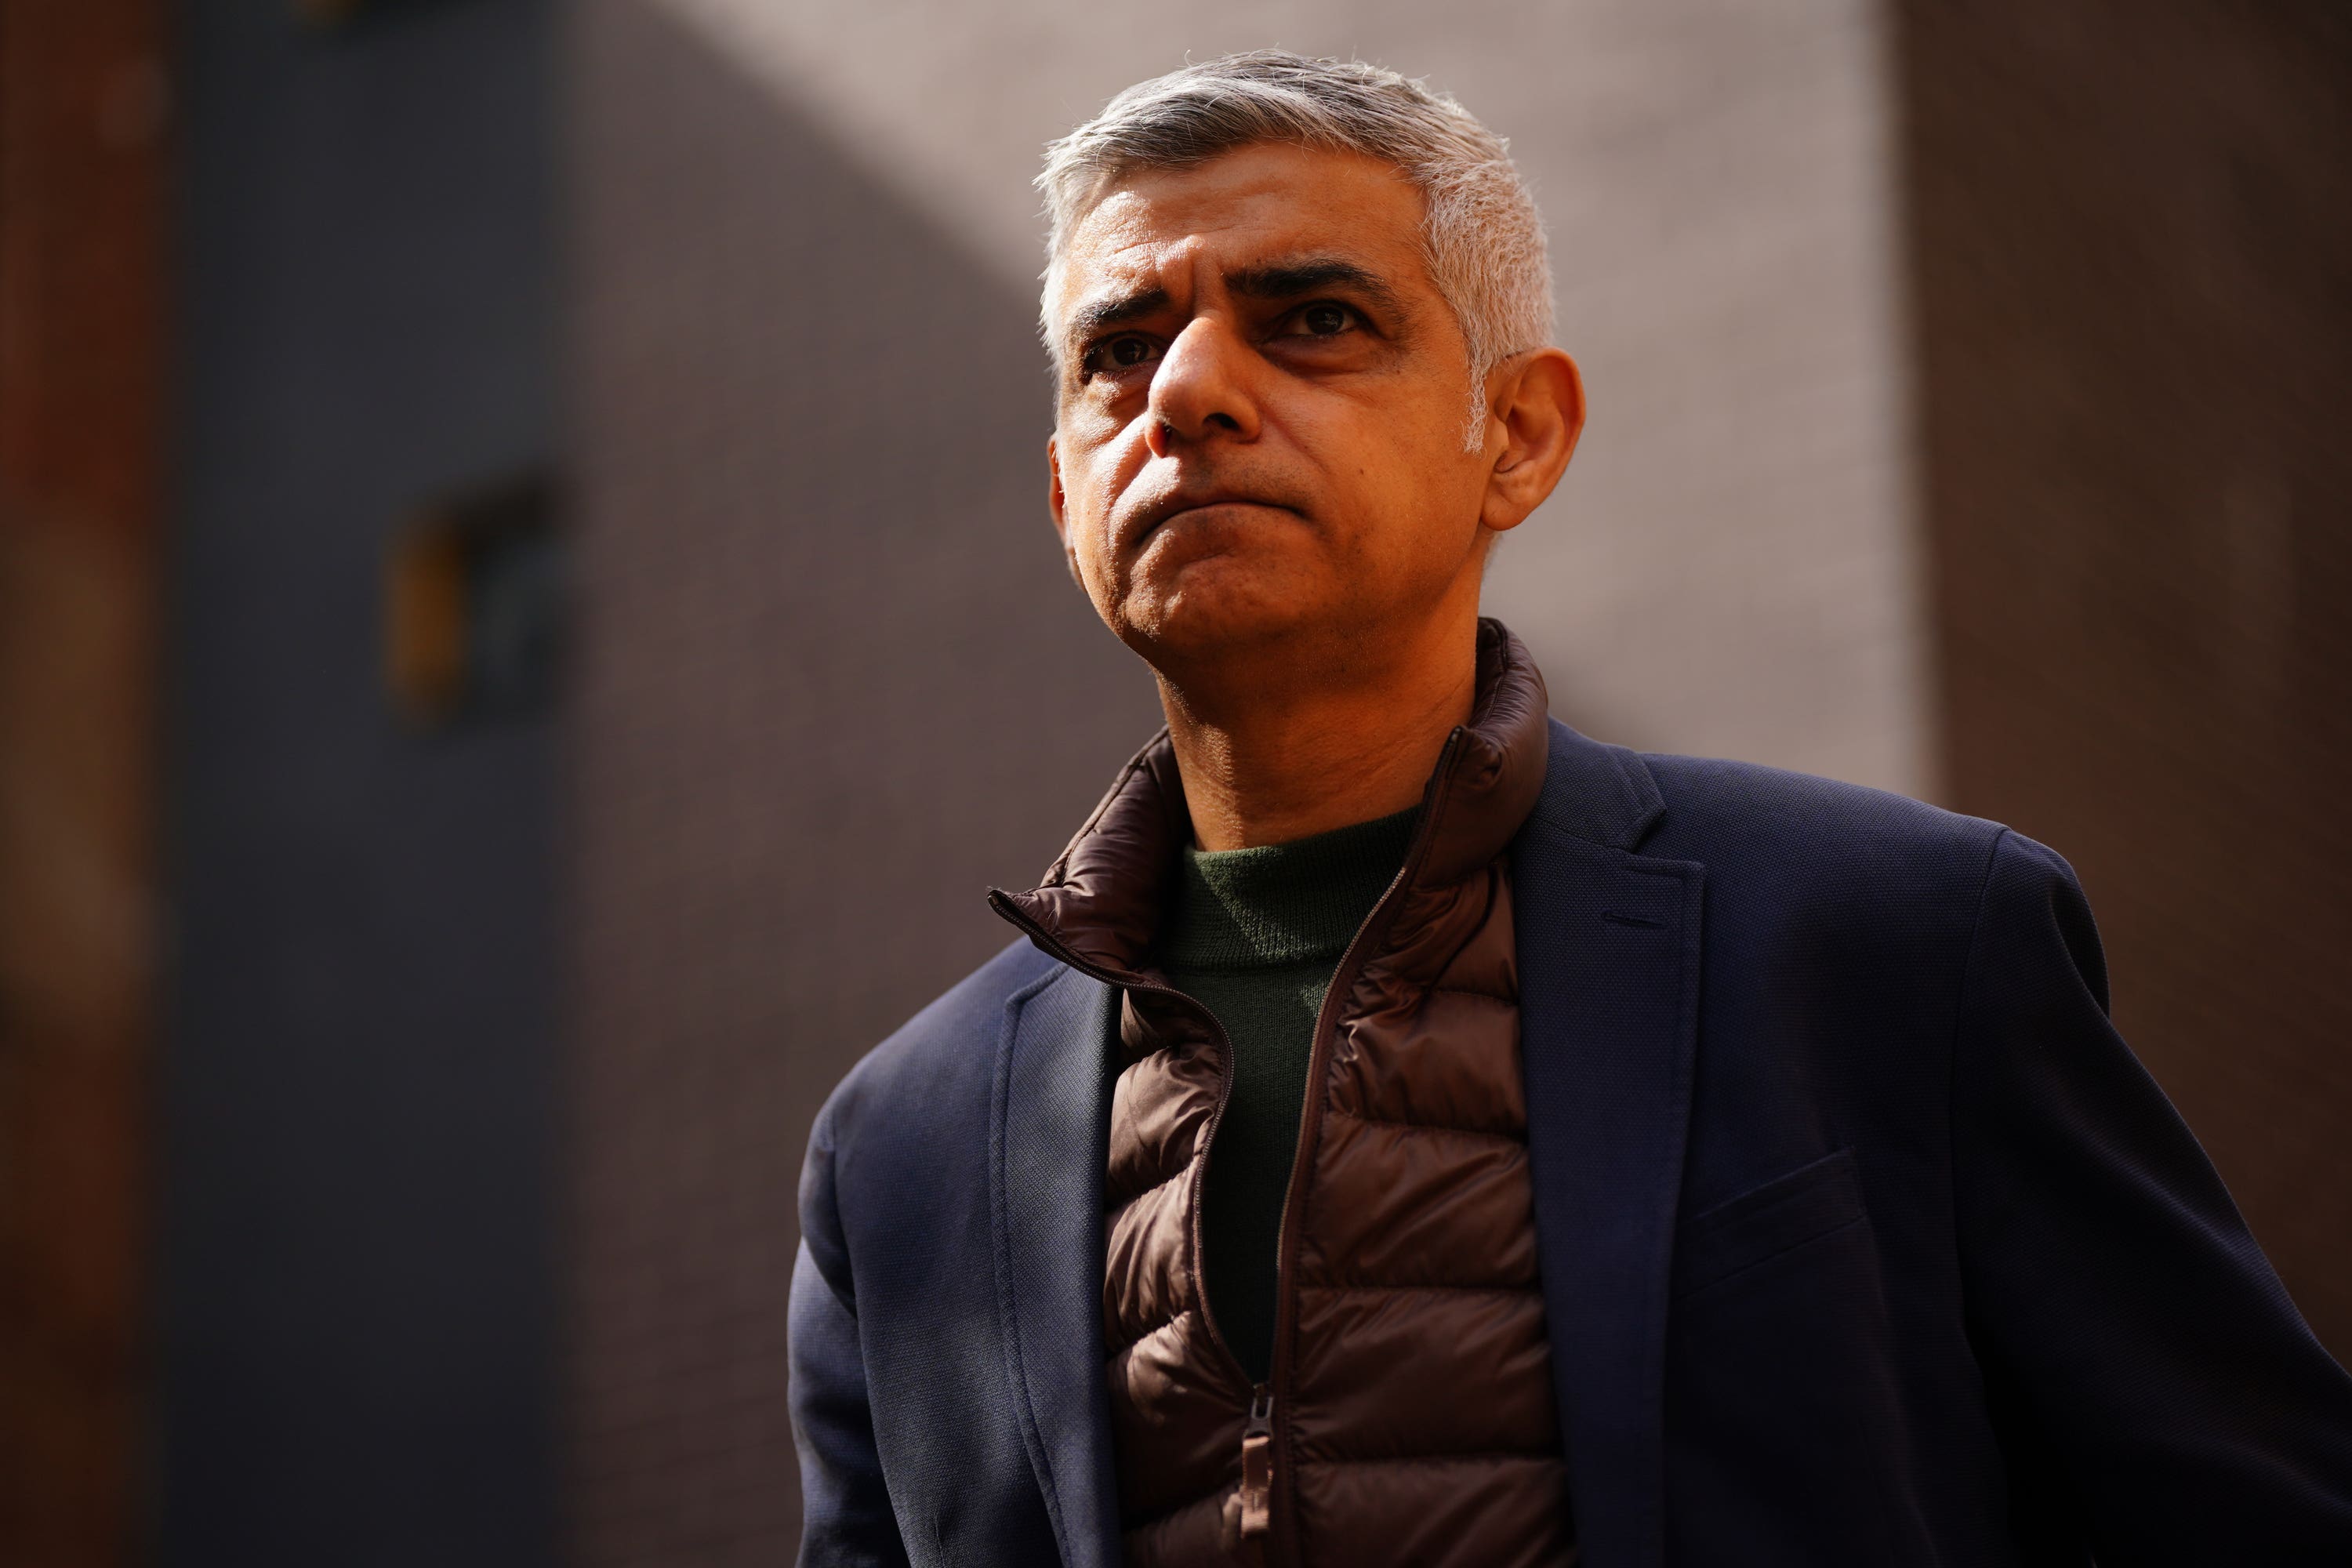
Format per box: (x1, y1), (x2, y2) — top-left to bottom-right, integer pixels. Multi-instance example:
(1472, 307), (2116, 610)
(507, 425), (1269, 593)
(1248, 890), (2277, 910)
(1145, 315), (1261, 455)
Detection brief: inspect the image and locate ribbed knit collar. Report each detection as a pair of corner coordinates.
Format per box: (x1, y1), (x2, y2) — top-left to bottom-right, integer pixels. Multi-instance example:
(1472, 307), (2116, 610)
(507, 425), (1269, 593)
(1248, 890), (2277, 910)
(1159, 807), (1419, 971)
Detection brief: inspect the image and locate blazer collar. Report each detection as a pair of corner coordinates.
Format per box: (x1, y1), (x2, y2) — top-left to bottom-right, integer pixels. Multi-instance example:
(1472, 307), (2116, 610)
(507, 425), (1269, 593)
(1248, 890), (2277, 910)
(1520, 709), (1666, 851)
(1512, 717), (1702, 1568)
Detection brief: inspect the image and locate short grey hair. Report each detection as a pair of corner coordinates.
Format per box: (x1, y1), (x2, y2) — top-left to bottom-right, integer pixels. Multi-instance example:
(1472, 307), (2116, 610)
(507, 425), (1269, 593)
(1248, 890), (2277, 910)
(1036, 51), (1555, 444)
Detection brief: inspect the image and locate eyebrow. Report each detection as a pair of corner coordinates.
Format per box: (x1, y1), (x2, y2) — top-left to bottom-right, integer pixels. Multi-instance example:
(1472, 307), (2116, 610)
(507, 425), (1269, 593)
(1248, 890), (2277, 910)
(1224, 256), (1402, 313)
(1064, 285), (1171, 350)
(1059, 255), (1404, 356)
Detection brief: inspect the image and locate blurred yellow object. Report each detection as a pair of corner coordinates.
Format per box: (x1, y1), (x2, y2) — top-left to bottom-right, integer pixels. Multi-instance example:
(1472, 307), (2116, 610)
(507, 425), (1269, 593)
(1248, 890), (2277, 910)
(384, 473), (561, 730)
(386, 513), (470, 728)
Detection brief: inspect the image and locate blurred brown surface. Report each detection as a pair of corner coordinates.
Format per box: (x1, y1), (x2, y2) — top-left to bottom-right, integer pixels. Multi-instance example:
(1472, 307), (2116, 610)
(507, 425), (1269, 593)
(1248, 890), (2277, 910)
(0, 0), (165, 1562)
(1903, 0), (2352, 1356)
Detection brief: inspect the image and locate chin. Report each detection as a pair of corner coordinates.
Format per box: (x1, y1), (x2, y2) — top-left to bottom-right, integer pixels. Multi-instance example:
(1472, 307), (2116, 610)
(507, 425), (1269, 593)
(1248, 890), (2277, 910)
(1112, 565), (1323, 668)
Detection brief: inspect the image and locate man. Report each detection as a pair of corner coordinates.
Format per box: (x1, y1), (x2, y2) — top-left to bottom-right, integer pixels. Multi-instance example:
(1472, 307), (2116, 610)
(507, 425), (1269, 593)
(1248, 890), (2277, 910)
(789, 52), (2352, 1567)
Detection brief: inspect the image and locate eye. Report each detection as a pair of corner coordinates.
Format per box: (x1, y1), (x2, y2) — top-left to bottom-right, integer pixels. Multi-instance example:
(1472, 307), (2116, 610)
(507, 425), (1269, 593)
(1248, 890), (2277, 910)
(1084, 333), (1161, 377)
(1283, 302), (1359, 338)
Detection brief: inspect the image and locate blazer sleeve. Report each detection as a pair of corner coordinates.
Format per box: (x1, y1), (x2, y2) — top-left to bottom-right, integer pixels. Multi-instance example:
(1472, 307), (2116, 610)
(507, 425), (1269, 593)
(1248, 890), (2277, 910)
(789, 1101), (911, 1568)
(1951, 829), (2352, 1562)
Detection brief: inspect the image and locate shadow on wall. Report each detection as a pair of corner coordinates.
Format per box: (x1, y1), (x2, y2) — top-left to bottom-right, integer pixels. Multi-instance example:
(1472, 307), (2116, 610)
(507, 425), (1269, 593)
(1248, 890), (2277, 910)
(565, 0), (1160, 1557)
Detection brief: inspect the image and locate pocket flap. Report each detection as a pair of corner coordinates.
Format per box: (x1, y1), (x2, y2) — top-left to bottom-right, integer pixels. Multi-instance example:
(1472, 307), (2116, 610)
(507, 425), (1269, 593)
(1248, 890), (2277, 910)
(1673, 1147), (1865, 1298)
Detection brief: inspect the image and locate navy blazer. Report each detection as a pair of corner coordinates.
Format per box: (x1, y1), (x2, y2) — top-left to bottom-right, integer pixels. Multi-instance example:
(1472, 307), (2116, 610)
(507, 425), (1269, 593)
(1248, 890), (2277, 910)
(789, 720), (2352, 1566)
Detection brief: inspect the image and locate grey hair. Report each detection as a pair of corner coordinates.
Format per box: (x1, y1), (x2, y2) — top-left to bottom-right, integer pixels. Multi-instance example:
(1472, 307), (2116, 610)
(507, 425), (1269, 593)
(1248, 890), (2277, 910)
(1036, 51), (1554, 445)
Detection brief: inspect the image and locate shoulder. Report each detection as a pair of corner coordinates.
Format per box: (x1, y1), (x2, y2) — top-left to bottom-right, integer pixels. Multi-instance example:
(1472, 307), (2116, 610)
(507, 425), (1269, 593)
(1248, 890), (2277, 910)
(1626, 752), (2115, 1012)
(815, 936), (1062, 1158)
(799, 937), (1069, 1283)
(1528, 717), (2011, 900)
(803, 937), (1066, 1238)
(1635, 750), (2005, 883)
(797, 937), (1080, 1358)
(1613, 747), (2027, 966)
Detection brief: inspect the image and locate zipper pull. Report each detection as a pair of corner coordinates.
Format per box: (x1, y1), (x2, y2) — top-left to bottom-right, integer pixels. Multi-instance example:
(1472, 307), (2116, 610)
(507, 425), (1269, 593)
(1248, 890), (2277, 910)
(1239, 1385), (1274, 1540)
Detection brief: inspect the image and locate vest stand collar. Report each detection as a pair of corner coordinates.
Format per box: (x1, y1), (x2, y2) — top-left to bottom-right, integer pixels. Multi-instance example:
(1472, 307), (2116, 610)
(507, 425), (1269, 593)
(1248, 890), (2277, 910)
(993, 618), (1552, 975)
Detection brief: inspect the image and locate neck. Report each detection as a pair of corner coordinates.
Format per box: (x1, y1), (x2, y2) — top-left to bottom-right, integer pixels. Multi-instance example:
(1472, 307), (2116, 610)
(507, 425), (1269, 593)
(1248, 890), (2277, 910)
(1154, 609), (1479, 851)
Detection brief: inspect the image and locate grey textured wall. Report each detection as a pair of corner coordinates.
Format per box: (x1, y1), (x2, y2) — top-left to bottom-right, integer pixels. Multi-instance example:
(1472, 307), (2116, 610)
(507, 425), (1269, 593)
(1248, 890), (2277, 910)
(162, 1), (557, 1562)
(564, 5), (1160, 1559)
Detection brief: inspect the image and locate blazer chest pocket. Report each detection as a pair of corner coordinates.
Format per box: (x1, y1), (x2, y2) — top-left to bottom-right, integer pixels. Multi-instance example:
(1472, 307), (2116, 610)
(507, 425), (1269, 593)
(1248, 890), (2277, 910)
(1671, 1147), (1866, 1300)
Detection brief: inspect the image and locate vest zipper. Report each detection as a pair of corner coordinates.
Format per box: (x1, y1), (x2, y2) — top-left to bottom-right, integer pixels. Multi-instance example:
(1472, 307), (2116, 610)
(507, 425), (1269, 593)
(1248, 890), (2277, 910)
(1258, 726), (1468, 1565)
(1238, 1384), (1275, 1539)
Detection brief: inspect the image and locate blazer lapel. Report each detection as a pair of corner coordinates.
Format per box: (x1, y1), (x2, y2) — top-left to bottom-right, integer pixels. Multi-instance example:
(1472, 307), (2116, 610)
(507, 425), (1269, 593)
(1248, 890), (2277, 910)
(1512, 720), (1704, 1568)
(991, 963), (1122, 1568)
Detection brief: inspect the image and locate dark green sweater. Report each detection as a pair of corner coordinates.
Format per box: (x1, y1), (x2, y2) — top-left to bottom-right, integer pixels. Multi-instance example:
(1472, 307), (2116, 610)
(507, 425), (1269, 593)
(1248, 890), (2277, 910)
(1157, 808), (1419, 1384)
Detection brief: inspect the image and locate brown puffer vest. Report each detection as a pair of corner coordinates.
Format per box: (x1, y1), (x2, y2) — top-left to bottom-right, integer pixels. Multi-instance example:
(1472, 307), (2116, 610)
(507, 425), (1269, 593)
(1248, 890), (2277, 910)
(994, 622), (1575, 1568)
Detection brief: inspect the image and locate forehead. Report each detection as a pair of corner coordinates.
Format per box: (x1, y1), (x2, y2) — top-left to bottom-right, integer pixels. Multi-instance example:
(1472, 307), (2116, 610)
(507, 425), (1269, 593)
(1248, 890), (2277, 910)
(1051, 143), (1430, 313)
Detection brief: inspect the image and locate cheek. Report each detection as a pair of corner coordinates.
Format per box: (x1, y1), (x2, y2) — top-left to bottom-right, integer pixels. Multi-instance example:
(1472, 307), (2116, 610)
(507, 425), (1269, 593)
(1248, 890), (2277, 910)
(1327, 437), (1460, 536)
(1067, 471), (1118, 558)
(1050, 468), (1122, 599)
(1288, 380), (1470, 516)
(1356, 452), (1491, 579)
(1060, 428), (1144, 548)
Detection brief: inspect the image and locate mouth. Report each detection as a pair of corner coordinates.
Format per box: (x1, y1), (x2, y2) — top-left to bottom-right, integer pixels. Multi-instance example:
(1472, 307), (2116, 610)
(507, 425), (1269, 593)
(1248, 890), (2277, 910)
(1125, 492), (1298, 554)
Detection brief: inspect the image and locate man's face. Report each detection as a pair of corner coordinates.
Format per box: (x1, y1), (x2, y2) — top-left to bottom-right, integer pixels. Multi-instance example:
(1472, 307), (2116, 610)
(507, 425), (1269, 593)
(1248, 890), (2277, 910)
(1046, 143), (1511, 673)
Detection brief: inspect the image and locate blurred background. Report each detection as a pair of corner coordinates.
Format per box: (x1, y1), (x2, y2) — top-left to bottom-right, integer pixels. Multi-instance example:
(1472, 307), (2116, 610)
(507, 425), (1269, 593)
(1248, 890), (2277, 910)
(0, 0), (2345, 1562)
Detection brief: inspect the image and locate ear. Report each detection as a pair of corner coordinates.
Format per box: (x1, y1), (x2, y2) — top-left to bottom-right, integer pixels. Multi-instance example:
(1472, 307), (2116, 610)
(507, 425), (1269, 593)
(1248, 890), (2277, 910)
(1046, 434), (1083, 587)
(1479, 348), (1585, 534)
